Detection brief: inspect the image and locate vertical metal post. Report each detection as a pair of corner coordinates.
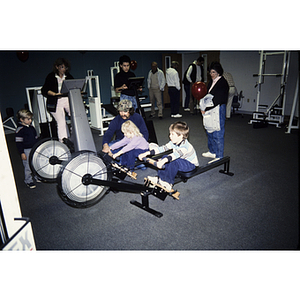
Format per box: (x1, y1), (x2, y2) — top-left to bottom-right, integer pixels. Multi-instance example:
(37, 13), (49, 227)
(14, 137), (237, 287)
(256, 51), (265, 112)
(68, 88), (96, 153)
(286, 75), (299, 134)
(280, 51), (290, 116)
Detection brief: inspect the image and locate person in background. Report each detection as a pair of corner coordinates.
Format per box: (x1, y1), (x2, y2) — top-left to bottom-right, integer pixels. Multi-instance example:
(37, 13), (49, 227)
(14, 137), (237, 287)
(114, 55), (140, 111)
(109, 120), (149, 170)
(182, 56), (204, 114)
(147, 61), (166, 119)
(166, 61), (182, 118)
(41, 58), (74, 143)
(223, 71), (237, 119)
(15, 109), (39, 188)
(201, 62), (229, 163)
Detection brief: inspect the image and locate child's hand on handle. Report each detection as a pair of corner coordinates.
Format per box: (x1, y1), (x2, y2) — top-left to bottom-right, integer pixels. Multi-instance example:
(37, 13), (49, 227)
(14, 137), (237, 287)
(112, 150), (123, 160)
(138, 151), (150, 161)
(156, 158), (168, 169)
(112, 153), (119, 160)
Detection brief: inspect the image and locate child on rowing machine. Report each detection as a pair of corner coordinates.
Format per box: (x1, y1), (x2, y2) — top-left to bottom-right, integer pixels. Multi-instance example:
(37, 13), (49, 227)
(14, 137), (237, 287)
(138, 121), (199, 191)
(109, 120), (149, 170)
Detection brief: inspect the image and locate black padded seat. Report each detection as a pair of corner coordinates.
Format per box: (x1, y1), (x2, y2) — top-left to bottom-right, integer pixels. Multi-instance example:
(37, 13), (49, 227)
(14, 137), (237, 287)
(176, 167), (199, 180)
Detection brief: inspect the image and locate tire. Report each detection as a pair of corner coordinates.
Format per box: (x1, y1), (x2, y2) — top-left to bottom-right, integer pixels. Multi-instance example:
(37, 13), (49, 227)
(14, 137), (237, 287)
(29, 138), (71, 183)
(57, 151), (111, 208)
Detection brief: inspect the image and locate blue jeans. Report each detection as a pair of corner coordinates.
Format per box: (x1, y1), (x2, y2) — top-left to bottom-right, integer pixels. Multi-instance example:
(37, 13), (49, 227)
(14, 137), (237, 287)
(23, 148), (34, 184)
(120, 94), (137, 111)
(109, 140), (146, 170)
(206, 104), (226, 158)
(158, 157), (196, 185)
(122, 148), (147, 170)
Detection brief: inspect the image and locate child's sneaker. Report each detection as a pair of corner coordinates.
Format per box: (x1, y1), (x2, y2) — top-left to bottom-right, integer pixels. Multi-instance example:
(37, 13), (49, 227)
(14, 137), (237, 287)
(26, 182), (36, 189)
(147, 176), (159, 184)
(158, 178), (173, 191)
(147, 176), (173, 191)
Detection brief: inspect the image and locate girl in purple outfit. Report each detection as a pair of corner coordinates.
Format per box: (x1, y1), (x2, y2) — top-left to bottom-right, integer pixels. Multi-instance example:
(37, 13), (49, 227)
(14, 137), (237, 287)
(109, 120), (149, 170)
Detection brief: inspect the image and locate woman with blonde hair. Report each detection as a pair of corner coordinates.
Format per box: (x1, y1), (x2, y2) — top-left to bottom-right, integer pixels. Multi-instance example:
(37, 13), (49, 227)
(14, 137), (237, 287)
(109, 120), (149, 170)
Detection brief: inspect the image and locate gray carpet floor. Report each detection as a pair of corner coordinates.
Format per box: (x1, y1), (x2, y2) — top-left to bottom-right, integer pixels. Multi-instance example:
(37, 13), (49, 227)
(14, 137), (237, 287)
(6, 109), (299, 250)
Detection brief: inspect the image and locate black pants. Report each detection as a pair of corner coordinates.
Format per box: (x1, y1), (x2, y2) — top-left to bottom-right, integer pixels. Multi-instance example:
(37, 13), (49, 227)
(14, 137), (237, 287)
(168, 87), (180, 115)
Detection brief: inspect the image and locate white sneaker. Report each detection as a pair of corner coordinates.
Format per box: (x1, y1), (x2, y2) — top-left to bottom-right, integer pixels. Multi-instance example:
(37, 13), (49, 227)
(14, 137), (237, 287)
(202, 151), (216, 158)
(146, 176), (173, 191)
(147, 176), (158, 184)
(208, 158), (220, 164)
(158, 178), (173, 191)
(172, 114), (182, 118)
(184, 108), (190, 111)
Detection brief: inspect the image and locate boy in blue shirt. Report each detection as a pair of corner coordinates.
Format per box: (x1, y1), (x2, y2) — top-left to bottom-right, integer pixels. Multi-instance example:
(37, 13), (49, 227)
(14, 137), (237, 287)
(15, 109), (39, 188)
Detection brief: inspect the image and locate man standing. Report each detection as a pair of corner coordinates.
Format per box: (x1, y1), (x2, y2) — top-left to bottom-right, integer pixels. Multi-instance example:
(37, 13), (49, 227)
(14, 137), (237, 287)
(114, 55), (139, 111)
(147, 62), (166, 119)
(182, 56), (204, 114)
(166, 61), (182, 118)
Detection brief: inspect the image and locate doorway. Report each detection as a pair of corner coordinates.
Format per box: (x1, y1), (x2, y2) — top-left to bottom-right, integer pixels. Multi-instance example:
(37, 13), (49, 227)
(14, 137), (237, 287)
(162, 51), (220, 108)
(162, 53), (182, 108)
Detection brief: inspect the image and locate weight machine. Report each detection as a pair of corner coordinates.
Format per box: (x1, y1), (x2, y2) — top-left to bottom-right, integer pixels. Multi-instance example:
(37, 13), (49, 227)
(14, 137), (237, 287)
(249, 51), (290, 128)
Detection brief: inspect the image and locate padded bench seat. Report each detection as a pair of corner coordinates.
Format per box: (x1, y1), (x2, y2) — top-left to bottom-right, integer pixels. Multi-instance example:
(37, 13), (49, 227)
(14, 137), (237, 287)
(176, 167), (199, 180)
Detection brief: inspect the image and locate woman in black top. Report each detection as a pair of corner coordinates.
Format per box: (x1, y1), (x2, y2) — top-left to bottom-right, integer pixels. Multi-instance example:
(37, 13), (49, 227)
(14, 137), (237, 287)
(42, 58), (74, 142)
(202, 61), (229, 161)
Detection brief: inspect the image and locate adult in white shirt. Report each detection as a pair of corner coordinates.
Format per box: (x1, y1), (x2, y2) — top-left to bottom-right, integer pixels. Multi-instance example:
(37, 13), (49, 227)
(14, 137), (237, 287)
(147, 62), (166, 119)
(166, 61), (182, 118)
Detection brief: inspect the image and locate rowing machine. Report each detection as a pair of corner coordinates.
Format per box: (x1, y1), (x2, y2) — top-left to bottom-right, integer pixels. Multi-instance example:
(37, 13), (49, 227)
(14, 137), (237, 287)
(27, 78), (234, 216)
(129, 155), (234, 217)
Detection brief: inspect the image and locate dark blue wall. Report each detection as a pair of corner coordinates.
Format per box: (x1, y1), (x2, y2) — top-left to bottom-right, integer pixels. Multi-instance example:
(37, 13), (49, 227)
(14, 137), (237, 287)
(0, 50), (166, 118)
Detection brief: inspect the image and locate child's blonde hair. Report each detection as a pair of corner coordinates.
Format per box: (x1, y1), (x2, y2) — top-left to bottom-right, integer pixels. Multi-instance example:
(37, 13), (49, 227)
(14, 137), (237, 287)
(121, 120), (143, 137)
(169, 121), (189, 139)
(17, 109), (33, 121)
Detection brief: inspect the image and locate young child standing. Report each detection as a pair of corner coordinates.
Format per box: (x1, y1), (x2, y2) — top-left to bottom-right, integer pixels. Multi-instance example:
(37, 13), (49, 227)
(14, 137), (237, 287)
(109, 120), (149, 170)
(15, 109), (39, 188)
(138, 121), (199, 191)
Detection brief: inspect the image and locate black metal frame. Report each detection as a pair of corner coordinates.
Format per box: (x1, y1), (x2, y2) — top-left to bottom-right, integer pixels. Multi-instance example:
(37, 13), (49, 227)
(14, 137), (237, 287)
(91, 154), (234, 218)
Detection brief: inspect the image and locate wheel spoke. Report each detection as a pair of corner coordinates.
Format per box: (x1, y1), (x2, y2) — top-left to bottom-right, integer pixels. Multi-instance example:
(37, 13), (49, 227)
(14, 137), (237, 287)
(57, 150), (70, 159)
(65, 182), (85, 198)
(92, 168), (108, 178)
(63, 165), (84, 179)
(34, 150), (50, 159)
